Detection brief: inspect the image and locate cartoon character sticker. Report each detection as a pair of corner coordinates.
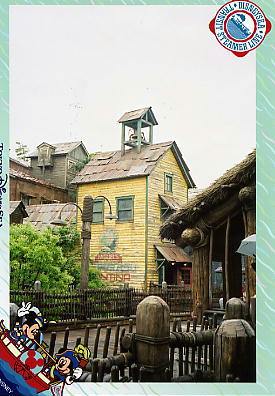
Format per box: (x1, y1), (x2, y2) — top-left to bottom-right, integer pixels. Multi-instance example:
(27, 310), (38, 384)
(0, 302), (91, 396)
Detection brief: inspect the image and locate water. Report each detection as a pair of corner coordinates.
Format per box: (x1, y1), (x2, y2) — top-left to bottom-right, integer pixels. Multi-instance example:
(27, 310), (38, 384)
(0, 359), (52, 396)
(227, 19), (249, 40)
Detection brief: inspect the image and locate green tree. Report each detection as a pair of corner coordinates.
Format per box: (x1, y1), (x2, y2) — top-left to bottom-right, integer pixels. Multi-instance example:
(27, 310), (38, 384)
(53, 222), (106, 289)
(15, 141), (30, 163)
(10, 223), (106, 291)
(10, 224), (73, 291)
(74, 152), (101, 172)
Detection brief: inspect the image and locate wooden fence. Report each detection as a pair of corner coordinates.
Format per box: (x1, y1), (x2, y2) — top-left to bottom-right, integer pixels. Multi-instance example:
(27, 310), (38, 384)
(10, 286), (192, 323)
(42, 315), (217, 382)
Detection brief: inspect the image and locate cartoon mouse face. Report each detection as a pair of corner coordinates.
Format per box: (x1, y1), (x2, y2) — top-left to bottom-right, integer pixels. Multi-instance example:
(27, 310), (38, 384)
(22, 323), (40, 340)
(55, 356), (72, 376)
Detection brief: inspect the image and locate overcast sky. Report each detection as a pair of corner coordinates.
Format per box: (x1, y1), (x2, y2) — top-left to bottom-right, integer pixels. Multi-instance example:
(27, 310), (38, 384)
(10, 5), (255, 188)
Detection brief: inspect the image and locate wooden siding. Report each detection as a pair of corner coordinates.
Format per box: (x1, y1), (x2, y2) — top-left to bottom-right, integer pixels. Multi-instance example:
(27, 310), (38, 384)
(77, 177), (146, 289)
(10, 177), (69, 204)
(70, 145), (87, 162)
(30, 156), (67, 189)
(147, 148), (188, 285)
(30, 145), (87, 189)
(77, 148), (189, 289)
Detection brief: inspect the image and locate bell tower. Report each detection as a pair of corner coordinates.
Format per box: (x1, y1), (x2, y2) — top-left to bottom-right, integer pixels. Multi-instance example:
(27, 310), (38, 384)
(118, 107), (158, 155)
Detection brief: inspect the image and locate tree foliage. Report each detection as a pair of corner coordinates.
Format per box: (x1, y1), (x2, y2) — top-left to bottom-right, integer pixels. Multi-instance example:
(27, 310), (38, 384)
(15, 141), (30, 163)
(74, 152), (101, 172)
(10, 223), (105, 291)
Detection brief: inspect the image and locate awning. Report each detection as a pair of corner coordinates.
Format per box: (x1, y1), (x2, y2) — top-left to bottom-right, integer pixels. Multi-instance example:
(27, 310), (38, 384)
(159, 195), (182, 210)
(155, 244), (192, 263)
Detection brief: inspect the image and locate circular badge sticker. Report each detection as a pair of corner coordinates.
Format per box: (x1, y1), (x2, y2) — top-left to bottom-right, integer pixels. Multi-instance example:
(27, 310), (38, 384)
(209, 1), (272, 57)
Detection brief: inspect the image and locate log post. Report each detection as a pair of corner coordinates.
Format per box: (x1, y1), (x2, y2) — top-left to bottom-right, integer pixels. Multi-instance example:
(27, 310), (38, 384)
(135, 296), (170, 382)
(249, 295), (256, 329)
(238, 186), (256, 298)
(34, 280), (41, 291)
(208, 229), (213, 309)
(80, 195), (93, 290)
(224, 216), (230, 303)
(175, 227), (209, 324)
(214, 298), (255, 382)
(192, 245), (210, 324)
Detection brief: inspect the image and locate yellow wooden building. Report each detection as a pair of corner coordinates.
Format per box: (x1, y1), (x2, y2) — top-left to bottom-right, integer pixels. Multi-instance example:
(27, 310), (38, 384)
(72, 108), (195, 289)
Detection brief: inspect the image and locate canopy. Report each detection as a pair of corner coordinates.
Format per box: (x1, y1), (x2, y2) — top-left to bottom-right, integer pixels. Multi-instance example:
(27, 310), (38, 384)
(155, 244), (191, 263)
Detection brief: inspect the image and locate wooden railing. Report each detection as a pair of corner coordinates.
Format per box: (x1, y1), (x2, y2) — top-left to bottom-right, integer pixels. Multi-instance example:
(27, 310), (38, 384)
(10, 286), (192, 323)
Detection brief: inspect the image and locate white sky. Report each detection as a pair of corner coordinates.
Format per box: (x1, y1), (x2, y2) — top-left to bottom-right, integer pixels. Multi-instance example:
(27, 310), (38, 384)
(10, 5), (255, 188)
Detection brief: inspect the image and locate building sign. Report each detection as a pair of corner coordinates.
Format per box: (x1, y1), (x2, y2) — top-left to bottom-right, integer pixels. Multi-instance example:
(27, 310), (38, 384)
(95, 253), (122, 262)
(95, 229), (136, 283)
(96, 263), (136, 272)
(100, 273), (131, 282)
(100, 229), (118, 253)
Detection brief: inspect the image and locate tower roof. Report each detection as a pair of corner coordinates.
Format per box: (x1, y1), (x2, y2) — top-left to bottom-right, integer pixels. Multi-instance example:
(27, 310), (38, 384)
(118, 107), (158, 127)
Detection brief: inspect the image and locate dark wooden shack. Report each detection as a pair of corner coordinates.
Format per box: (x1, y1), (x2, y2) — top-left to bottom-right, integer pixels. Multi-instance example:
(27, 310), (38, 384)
(10, 201), (28, 224)
(160, 150), (256, 322)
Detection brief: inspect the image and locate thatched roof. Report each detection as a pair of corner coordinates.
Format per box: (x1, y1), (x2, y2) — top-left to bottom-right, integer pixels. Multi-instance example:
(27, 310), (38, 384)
(160, 150), (255, 241)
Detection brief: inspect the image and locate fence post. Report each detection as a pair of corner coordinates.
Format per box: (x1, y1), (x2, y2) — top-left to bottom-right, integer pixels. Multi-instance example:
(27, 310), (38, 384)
(214, 297), (255, 382)
(124, 283), (131, 317)
(34, 280), (41, 291)
(135, 296), (170, 382)
(162, 281), (167, 290)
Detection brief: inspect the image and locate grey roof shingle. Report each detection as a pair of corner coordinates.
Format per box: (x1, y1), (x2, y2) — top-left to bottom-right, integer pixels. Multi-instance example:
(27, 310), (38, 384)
(27, 141), (88, 158)
(10, 168), (67, 191)
(24, 203), (77, 229)
(71, 141), (173, 184)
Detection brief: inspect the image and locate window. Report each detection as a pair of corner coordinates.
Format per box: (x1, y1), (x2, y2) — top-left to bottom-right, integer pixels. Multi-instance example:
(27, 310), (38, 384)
(116, 196), (134, 222)
(164, 173), (173, 193)
(67, 159), (77, 171)
(21, 194), (31, 206)
(92, 199), (104, 223)
(160, 198), (174, 221)
(181, 268), (191, 285)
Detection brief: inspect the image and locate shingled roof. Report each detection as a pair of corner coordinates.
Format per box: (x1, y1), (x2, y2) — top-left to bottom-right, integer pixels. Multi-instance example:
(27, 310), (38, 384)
(10, 168), (67, 191)
(27, 141), (88, 158)
(24, 203), (76, 229)
(118, 107), (158, 125)
(71, 141), (195, 188)
(160, 149), (256, 241)
(10, 201), (28, 218)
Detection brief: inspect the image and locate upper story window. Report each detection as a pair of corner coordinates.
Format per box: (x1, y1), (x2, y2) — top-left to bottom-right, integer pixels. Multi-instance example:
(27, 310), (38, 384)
(21, 193), (31, 206)
(164, 173), (173, 193)
(116, 196), (134, 222)
(67, 159), (77, 171)
(92, 199), (104, 224)
(160, 198), (174, 222)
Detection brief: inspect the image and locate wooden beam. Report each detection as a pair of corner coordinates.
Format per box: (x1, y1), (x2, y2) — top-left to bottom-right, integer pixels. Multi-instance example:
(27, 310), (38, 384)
(224, 216), (231, 302)
(141, 118), (153, 127)
(137, 119), (142, 154)
(121, 124), (126, 155)
(208, 229), (213, 308)
(149, 125), (153, 144)
(203, 193), (239, 226)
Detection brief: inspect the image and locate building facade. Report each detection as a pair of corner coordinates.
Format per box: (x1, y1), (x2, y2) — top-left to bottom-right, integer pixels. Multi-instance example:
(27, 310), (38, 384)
(10, 158), (69, 205)
(72, 108), (195, 289)
(160, 150), (256, 321)
(27, 141), (88, 198)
